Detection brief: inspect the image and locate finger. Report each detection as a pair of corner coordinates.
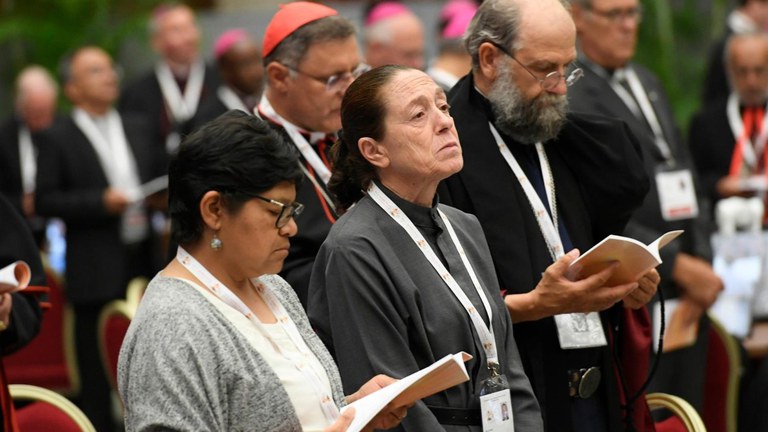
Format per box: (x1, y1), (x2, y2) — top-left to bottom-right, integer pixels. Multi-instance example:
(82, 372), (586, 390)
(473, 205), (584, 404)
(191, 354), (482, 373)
(595, 282), (638, 310)
(336, 408), (355, 431)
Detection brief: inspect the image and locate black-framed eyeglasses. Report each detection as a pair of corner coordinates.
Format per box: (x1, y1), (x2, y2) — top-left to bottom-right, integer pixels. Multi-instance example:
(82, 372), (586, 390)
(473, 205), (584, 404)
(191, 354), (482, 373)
(253, 195), (305, 228)
(287, 63), (372, 92)
(488, 41), (583, 90)
(588, 5), (643, 24)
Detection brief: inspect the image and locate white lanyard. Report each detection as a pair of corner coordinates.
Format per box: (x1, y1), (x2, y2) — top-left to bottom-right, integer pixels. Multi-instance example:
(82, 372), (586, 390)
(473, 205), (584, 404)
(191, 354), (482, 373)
(72, 108), (142, 200)
(217, 85), (249, 113)
(611, 67), (673, 163)
(175, 247), (340, 422)
(367, 183), (499, 366)
(17, 126), (36, 194)
(726, 92), (768, 170)
(489, 123), (563, 261)
(155, 60), (205, 123)
(489, 124), (606, 349)
(258, 95), (332, 184)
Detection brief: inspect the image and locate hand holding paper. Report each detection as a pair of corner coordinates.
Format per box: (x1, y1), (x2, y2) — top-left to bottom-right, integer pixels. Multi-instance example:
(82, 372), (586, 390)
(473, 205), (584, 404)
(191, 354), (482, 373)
(0, 261), (31, 294)
(340, 352), (471, 432)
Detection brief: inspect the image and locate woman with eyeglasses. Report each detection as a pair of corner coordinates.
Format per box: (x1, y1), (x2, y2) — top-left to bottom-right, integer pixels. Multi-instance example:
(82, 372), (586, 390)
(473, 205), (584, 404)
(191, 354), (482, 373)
(118, 110), (408, 431)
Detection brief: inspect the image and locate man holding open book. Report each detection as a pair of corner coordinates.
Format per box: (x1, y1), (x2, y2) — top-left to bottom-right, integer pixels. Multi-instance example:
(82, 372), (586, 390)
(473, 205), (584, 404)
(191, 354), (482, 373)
(440, 0), (660, 430)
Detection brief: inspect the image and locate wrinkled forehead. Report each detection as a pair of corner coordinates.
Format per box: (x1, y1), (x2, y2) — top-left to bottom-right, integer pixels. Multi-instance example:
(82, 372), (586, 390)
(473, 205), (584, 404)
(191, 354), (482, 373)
(516, 3), (575, 54)
(385, 70), (444, 106)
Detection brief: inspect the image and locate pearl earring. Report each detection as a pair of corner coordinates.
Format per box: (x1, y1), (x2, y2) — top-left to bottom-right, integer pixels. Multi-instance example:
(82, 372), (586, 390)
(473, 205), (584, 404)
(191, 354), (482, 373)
(210, 233), (223, 251)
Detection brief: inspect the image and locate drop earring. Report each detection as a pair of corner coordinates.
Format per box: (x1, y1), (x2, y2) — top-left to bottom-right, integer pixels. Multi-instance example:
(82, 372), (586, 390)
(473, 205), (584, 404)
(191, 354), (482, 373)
(210, 232), (223, 251)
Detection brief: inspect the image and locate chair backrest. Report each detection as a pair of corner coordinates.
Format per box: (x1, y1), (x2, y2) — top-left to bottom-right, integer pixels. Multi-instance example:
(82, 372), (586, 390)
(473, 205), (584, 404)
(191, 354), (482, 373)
(98, 299), (136, 393)
(11, 384), (95, 432)
(702, 315), (741, 432)
(125, 276), (149, 310)
(3, 268), (79, 396)
(647, 392), (707, 432)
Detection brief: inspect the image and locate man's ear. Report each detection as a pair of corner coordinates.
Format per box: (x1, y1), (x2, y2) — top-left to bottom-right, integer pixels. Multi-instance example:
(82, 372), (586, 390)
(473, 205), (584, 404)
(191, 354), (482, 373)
(265, 61), (292, 93)
(358, 137), (390, 169)
(199, 190), (225, 230)
(477, 42), (500, 83)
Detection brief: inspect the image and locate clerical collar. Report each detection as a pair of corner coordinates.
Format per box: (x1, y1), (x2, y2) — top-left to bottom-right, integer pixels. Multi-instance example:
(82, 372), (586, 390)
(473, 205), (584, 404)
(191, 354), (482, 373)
(374, 180), (439, 229)
(258, 95), (328, 144)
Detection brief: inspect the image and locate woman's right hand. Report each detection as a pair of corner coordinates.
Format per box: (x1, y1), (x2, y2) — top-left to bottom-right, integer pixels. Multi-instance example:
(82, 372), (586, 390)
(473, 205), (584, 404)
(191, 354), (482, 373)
(324, 407), (356, 432)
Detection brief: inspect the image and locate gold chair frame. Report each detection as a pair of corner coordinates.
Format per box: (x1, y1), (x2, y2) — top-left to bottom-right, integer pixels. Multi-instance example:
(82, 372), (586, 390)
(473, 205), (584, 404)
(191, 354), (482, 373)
(10, 383), (96, 432)
(646, 392), (707, 432)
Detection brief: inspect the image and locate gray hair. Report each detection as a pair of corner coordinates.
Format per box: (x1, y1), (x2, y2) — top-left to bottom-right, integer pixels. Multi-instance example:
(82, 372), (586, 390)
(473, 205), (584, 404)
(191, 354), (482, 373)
(465, 0), (571, 70)
(15, 65), (58, 108)
(263, 15), (356, 70)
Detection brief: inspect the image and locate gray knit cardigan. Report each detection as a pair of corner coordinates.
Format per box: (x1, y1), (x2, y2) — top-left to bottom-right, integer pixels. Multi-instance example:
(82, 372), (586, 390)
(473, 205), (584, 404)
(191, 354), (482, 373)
(118, 275), (347, 431)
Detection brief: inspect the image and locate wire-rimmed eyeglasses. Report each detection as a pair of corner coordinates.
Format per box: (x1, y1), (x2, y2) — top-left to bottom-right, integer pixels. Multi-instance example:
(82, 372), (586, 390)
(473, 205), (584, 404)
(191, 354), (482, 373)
(288, 63), (372, 92)
(488, 41), (583, 90)
(253, 195), (305, 228)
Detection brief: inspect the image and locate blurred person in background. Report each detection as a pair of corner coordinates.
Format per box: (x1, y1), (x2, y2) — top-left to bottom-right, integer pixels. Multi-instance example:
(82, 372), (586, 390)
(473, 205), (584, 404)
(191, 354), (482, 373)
(363, 1), (425, 70)
(35, 46), (167, 431)
(570, 0), (723, 418)
(702, 0), (768, 105)
(120, 2), (219, 154)
(427, 0), (478, 92)
(0, 66), (59, 247)
(188, 28), (263, 132)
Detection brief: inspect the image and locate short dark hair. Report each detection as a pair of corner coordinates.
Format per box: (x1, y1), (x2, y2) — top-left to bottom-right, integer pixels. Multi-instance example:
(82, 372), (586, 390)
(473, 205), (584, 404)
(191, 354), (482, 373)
(169, 110), (303, 245)
(263, 15), (356, 70)
(329, 65), (409, 213)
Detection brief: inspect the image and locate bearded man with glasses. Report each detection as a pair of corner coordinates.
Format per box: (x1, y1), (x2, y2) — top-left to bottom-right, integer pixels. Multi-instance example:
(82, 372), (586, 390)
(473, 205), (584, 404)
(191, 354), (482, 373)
(439, 0), (659, 430)
(570, 0), (723, 423)
(257, 2), (367, 307)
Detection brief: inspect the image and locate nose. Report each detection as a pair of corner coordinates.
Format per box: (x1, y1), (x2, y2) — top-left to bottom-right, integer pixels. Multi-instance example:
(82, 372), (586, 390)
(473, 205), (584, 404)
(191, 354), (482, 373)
(548, 78), (569, 96)
(436, 109), (454, 132)
(280, 218), (298, 238)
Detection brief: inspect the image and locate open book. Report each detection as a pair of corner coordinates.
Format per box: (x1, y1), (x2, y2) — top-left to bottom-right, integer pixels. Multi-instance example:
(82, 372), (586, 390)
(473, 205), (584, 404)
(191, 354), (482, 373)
(567, 230), (684, 285)
(341, 352), (471, 432)
(0, 261), (31, 292)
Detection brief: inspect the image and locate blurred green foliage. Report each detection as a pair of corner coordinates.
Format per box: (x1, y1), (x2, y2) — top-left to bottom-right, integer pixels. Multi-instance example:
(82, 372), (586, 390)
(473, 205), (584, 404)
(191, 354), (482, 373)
(0, 0), (158, 113)
(634, 0), (731, 135)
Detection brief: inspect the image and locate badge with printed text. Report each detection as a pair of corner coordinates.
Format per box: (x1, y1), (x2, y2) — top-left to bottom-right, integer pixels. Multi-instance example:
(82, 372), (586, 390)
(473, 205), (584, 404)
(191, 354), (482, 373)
(655, 169), (699, 221)
(481, 389), (515, 432)
(554, 312), (608, 349)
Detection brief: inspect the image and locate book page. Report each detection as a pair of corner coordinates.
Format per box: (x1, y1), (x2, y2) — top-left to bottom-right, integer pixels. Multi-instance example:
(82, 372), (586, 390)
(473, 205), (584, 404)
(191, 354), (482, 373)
(341, 352), (471, 432)
(569, 230), (683, 285)
(0, 261), (31, 293)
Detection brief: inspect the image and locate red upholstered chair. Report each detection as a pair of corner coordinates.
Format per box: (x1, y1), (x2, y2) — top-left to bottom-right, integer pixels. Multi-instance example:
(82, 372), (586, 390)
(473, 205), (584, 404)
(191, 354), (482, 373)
(98, 297), (137, 393)
(701, 315), (741, 432)
(3, 268), (79, 396)
(647, 392), (706, 432)
(11, 384), (95, 432)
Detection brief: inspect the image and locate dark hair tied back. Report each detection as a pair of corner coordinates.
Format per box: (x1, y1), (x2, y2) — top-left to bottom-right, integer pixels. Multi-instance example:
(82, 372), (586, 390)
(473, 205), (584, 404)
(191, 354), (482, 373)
(329, 65), (410, 213)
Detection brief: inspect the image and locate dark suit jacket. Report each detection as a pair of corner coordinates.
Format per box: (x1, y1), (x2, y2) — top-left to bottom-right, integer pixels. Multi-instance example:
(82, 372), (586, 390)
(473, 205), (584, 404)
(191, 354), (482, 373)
(0, 194), (43, 355)
(0, 118), (24, 211)
(119, 63), (219, 149)
(688, 97), (736, 210)
(439, 74), (650, 432)
(568, 62), (714, 298)
(187, 94), (235, 135)
(34, 113), (166, 304)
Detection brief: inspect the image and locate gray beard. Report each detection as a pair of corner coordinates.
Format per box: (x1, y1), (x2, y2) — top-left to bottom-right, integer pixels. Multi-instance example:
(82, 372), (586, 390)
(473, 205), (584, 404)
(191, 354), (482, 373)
(487, 61), (569, 145)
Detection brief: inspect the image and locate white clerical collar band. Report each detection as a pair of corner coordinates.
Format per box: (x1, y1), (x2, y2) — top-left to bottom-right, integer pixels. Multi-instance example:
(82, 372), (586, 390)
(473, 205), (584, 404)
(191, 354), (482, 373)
(367, 183), (500, 368)
(175, 247), (340, 422)
(257, 95), (332, 184)
(155, 60), (205, 123)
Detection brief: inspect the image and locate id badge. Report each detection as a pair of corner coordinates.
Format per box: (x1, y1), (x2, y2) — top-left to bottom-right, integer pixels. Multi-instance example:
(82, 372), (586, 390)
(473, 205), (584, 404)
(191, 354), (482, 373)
(655, 169), (699, 221)
(480, 370), (514, 432)
(554, 312), (607, 349)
